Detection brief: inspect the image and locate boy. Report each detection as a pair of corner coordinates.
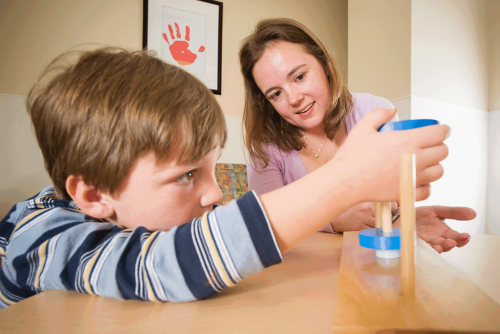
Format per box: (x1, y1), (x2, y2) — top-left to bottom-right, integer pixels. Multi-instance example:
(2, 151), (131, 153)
(0, 47), (449, 307)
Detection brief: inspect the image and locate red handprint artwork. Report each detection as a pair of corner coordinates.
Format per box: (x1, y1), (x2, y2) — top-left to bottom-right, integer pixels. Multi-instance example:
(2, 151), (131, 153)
(163, 23), (205, 66)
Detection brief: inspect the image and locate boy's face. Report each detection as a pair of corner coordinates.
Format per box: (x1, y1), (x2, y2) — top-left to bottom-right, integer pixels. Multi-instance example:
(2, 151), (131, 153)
(107, 148), (223, 231)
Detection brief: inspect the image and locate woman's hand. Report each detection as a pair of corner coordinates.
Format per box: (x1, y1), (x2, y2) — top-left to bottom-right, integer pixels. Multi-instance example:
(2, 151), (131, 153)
(393, 206), (475, 253)
(329, 202), (397, 232)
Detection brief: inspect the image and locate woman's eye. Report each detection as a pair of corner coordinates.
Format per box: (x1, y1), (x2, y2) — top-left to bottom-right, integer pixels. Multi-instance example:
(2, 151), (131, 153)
(176, 171), (196, 183)
(271, 90), (282, 99)
(296, 73), (304, 81)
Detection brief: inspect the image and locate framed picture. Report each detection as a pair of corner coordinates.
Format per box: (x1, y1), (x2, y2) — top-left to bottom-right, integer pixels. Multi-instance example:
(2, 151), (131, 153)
(143, 0), (223, 94)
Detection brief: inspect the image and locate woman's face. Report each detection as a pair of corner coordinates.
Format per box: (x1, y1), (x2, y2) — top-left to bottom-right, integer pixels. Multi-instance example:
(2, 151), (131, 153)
(252, 40), (330, 131)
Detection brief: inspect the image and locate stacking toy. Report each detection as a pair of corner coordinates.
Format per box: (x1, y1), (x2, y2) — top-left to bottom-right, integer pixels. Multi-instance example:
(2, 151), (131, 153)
(359, 119), (439, 259)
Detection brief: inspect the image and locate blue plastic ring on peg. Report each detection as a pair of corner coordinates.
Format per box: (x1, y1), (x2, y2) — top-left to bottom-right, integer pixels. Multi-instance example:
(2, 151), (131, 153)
(378, 119), (439, 132)
(359, 228), (401, 250)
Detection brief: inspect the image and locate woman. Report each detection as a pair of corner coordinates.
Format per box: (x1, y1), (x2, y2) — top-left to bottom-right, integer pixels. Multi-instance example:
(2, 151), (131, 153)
(239, 18), (473, 252)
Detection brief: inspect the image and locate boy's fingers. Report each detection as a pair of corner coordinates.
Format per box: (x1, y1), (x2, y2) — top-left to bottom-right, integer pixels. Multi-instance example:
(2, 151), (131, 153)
(415, 184), (431, 201)
(416, 144), (449, 168)
(404, 124), (451, 148)
(357, 108), (398, 131)
(416, 164), (444, 186)
(412, 164), (443, 191)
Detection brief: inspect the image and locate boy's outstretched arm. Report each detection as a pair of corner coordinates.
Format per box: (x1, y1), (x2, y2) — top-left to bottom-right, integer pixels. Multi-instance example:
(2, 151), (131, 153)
(0, 188), (282, 306)
(260, 108), (450, 253)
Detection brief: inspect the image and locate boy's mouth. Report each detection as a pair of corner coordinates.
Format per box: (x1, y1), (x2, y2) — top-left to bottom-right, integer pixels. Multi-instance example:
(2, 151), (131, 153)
(297, 102), (315, 114)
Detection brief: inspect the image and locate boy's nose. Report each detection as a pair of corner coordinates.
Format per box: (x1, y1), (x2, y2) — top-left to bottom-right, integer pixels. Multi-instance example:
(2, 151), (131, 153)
(201, 177), (223, 208)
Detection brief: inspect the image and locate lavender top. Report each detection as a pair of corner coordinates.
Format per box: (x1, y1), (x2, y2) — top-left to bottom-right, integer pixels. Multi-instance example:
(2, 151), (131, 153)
(247, 93), (397, 232)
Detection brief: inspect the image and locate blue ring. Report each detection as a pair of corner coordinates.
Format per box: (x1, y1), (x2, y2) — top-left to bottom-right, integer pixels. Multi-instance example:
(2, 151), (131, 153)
(359, 228), (401, 250)
(378, 119), (439, 132)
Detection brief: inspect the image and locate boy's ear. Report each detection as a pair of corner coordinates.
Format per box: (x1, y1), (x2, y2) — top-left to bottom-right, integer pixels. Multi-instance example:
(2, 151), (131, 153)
(66, 175), (115, 219)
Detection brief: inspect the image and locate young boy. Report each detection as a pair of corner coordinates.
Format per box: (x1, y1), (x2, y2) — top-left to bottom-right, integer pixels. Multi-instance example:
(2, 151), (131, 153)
(0, 47), (449, 308)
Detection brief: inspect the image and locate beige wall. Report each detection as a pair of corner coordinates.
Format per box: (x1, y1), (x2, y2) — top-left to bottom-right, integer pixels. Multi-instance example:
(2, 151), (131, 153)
(488, 0), (500, 111)
(347, 0), (411, 101)
(0, 0), (144, 96)
(0, 0), (347, 117)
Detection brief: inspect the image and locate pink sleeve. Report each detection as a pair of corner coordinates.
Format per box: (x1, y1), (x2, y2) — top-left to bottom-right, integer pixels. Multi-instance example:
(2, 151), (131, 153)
(247, 146), (286, 196)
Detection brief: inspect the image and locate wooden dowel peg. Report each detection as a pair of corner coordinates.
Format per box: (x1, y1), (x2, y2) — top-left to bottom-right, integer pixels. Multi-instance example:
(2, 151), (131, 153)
(400, 153), (416, 298)
(381, 202), (392, 236)
(375, 202), (383, 229)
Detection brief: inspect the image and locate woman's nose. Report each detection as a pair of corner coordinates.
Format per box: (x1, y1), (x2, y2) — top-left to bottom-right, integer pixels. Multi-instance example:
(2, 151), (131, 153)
(288, 89), (304, 106)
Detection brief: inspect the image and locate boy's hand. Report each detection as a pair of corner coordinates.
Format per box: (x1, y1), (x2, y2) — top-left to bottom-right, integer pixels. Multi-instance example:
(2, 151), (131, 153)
(261, 108), (449, 253)
(393, 206), (475, 253)
(332, 108), (450, 204)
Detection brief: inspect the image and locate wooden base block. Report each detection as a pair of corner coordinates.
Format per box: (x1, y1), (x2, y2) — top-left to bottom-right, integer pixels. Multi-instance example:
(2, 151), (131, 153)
(333, 232), (500, 333)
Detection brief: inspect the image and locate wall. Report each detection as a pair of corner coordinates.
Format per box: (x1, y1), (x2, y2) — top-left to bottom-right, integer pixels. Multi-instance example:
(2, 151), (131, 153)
(0, 0), (347, 113)
(411, 0), (489, 234)
(487, 0), (500, 111)
(411, 0), (489, 111)
(488, 110), (500, 234)
(0, 0), (348, 218)
(486, 0), (500, 234)
(348, 0), (411, 102)
(0, 0), (144, 96)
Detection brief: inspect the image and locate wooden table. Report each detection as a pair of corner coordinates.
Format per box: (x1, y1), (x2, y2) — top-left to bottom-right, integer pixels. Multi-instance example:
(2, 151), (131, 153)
(0, 233), (498, 333)
(333, 233), (500, 333)
(0, 233), (343, 333)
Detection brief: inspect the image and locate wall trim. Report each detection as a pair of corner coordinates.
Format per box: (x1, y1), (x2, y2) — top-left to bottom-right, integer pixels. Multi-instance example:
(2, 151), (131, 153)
(390, 95), (411, 103)
(0, 93), (27, 98)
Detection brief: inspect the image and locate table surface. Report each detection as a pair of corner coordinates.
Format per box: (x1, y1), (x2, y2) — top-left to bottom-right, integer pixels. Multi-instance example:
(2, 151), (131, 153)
(0, 233), (498, 333)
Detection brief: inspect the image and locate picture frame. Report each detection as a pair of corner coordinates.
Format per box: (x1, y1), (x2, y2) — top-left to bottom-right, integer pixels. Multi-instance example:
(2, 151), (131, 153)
(143, 0), (223, 95)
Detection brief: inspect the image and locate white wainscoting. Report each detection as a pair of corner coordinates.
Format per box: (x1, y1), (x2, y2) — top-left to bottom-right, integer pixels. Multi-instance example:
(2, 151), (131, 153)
(411, 95), (489, 234)
(0, 94), (52, 218)
(487, 110), (500, 234)
(219, 115), (247, 164)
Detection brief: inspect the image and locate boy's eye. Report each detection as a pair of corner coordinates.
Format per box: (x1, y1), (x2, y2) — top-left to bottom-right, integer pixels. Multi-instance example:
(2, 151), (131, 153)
(176, 171), (196, 183)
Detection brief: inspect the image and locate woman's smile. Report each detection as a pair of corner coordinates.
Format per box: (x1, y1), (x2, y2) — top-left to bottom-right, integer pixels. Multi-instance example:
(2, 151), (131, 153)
(297, 101), (315, 116)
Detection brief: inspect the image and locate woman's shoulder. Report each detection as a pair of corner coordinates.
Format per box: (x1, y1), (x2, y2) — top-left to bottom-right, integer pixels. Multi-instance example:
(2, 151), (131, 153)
(248, 143), (298, 168)
(346, 93), (395, 132)
(351, 92), (394, 112)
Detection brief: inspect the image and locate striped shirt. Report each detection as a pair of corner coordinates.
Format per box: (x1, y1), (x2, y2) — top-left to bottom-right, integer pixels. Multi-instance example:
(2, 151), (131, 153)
(0, 186), (282, 308)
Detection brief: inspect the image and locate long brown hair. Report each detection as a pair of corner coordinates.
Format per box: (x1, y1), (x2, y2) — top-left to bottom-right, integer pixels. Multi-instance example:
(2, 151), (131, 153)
(239, 18), (352, 170)
(27, 47), (227, 200)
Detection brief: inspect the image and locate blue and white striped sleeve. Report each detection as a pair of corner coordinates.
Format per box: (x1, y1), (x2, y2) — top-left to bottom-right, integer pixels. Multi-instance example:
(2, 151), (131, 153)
(0, 190), (282, 306)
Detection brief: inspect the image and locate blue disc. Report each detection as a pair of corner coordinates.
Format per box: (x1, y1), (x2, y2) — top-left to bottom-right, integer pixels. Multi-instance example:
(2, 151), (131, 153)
(359, 228), (401, 250)
(378, 119), (439, 132)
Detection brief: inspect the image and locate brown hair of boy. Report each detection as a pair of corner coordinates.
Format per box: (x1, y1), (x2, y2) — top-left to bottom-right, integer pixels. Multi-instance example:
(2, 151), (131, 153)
(239, 18), (352, 170)
(27, 47), (227, 200)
